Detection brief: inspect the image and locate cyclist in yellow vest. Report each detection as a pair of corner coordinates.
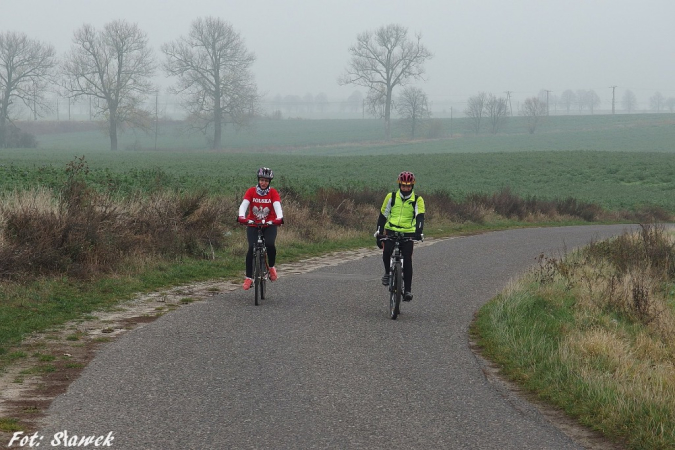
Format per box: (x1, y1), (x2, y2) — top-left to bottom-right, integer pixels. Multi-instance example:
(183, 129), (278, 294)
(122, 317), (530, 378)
(375, 171), (425, 301)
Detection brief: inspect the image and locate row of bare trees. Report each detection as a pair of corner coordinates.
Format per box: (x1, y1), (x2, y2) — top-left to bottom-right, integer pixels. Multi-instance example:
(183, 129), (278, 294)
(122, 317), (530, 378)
(552, 89), (674, 115)
(0, 17), (259, 150)
(464, 92), (510, 135)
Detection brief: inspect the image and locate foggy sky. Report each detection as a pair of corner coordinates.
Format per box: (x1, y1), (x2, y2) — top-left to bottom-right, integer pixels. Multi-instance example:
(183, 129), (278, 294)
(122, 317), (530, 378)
(1, 0), (674, 107)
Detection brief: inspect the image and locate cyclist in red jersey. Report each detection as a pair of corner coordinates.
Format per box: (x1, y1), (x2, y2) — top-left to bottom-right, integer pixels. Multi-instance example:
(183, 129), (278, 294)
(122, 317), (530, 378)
(237, 167), (284, 290)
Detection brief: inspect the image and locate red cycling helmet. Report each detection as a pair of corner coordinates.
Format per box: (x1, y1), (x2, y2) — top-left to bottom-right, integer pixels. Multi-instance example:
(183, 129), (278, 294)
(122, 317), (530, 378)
(257, 167), (274, 180)
(398, 171), (415, 185)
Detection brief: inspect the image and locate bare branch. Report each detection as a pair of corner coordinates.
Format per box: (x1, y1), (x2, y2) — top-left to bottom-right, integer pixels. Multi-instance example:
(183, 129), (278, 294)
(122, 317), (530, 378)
(0, 31), (57, 146)
(61, 20), (156, 150)
(520, 97), (547, 134)
(162, 17), (259, 149)
(339, 24), (432, 139)
(395, 86), (430, 138)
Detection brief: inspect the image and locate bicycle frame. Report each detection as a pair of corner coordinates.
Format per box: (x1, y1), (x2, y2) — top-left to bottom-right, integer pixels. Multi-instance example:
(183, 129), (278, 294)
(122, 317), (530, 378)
(379, 232), (416, 320)
(249, 223), (270, 306)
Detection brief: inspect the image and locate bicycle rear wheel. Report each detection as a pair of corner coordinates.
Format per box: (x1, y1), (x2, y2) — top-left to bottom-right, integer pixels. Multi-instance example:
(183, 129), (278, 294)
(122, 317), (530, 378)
(253, 250), (261, 306)
(389, 262), (402, 320)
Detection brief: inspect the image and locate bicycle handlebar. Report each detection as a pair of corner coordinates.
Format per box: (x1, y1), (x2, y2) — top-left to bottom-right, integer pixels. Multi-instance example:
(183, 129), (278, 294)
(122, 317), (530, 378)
(238, 218), (274, 227)
(377, 233), (422, 242)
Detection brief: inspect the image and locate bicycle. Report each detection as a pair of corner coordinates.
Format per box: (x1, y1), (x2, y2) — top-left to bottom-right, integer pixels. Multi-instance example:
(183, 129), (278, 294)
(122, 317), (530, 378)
(244, 221), (271, 306)
(378, 232), (420, 320)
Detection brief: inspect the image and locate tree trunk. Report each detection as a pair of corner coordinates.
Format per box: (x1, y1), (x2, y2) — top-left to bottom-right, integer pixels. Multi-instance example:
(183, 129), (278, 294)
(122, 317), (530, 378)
(384, 86), (392, 140)
(109, 112), (118, 151)
(0, 93), (9, 148)
(213, 106), (222, 150)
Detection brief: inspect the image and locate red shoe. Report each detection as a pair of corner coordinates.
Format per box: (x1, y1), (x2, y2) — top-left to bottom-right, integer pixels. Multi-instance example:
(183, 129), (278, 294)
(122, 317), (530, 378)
(269, 267), (278, 281)
(242, 278), (252, 290)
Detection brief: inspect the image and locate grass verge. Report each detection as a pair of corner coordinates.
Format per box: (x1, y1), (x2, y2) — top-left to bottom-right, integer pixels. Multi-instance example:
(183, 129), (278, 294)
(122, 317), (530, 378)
(472, 223), (675, 450)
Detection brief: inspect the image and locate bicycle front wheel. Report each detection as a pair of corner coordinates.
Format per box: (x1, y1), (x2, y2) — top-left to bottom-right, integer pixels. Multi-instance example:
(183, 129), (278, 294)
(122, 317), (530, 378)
(260, 251), (267, 300)
(253, 250), (261, 306)
(389, 262), (402, 320)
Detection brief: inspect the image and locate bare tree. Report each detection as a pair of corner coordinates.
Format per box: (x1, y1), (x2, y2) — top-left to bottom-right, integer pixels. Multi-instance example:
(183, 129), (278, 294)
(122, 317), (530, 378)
(303, 93), (314, 113)
(0, 31), (57, 147)
(576, 89), (588, 112)
(346, 90), (363, 113)
(559, 89), (576, 114)
(622, 89), (637, 113)
(649, 91), (665, 112)
(464, 92), (487, 134)
(485, 93), (509, 134)
(520, 97), (547, 134)
(62, 20), (155, 151)
(315, 92), (328, 113)
(163, 17), (259, 149)
(339, 24), (432, 139)
(365, 85), (388, 119)
(396, 86), (430, 138)
(665, 97), (675, 113)
(587, 89), (601, 114)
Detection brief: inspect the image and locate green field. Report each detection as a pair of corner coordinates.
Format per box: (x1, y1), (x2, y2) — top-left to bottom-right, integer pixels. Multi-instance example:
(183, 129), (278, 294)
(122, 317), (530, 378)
(5, 114), (675, 211)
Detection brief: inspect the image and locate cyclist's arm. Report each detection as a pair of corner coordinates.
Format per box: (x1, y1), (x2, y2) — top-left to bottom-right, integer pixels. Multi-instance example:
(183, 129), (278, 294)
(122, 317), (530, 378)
(376, 194), (392, 234)
(273, 200), (283, 222)
(415, 213), (425, 236)
(238, 199), (250, 218)
(415, 196), (425, 238)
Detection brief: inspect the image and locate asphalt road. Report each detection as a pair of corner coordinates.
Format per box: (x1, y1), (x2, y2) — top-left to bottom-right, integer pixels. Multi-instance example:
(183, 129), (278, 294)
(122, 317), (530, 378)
(41, 225), (635, 449)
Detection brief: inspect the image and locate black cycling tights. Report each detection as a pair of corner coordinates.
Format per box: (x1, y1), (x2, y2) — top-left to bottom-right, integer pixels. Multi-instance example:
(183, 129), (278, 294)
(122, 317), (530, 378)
(245, 226), (278, 278)
(382, 239), (414, 292)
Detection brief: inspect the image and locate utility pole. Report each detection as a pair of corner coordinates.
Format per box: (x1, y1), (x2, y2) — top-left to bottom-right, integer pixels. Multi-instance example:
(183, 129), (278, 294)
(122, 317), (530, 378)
(610, 85), (617, 114)
(504, 91), (513, 116)
(545, 90), (552, 116)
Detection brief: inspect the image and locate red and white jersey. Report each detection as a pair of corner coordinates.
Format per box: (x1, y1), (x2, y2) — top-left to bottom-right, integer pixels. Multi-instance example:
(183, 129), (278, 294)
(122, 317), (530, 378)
(239, 187), (283, 222)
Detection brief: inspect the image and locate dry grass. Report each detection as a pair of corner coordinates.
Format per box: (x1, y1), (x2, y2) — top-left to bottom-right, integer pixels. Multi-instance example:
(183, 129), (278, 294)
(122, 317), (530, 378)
(477, 223), (675, 449)
(0, 157), (664, 283)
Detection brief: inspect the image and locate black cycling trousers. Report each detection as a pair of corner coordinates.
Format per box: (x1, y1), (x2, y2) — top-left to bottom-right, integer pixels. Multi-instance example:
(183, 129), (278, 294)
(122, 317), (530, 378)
(245, 226), (278, 278)
(382, 239), (414, 292)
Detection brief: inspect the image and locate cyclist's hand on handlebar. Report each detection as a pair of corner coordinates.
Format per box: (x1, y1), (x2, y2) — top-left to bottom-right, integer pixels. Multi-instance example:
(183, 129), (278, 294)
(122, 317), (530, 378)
(247, 219), (255, 225)
(237, 216), (248, 224)
(375, 231), (384, 249)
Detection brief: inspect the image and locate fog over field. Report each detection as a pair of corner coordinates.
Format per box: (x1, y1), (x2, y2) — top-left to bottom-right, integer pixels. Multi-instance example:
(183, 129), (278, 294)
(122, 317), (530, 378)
(2, 0), (674, 115)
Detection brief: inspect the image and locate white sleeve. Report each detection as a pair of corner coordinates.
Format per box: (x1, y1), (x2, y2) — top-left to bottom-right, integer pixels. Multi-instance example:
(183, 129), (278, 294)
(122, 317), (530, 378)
(273, 201), (283, 219)
(238, 199), (250, 217)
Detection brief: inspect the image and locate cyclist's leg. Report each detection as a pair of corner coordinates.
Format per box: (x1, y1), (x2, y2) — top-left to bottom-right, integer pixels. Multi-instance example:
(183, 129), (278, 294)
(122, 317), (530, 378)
(262, 226), (278, 280)
(402, 240), (414, 295)
(263, 226), (278, 266)
(381, 239), (394, 285)
(245, 227), (257, 278)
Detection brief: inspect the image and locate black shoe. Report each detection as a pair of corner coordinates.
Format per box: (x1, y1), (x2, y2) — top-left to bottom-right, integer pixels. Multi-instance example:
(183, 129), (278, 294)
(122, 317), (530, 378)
(381, 274), (389, 286)
(403, 291), (413, 302)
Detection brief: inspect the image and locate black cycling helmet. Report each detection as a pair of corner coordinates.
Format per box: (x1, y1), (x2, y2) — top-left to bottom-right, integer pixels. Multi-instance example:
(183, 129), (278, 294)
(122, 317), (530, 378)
(257, 167), (274, 180)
